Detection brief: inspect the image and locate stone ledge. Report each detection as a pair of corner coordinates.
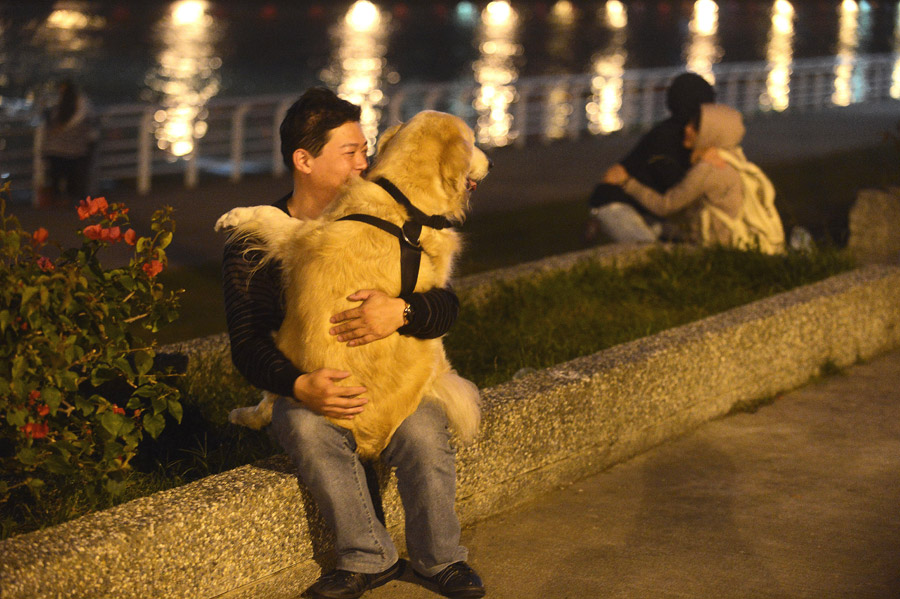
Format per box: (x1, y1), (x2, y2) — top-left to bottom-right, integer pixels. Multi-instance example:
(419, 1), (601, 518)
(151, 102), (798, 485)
(3, 254), (899, 599)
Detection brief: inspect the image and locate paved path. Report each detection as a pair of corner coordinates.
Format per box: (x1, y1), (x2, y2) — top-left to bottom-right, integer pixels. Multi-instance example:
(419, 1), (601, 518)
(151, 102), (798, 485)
(365, 348), (900, 599)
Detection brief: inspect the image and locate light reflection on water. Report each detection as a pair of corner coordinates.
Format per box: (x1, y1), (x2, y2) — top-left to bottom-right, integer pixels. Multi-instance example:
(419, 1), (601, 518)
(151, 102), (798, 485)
(36, 4), (106, 68)
(321, 0), (389, 151)
(543, 1), (579, 140)
(472, 1), (521, 147)
(893, 6), (900, 98)
(685, 0), (722, 84)
(588, 1), (628, 135)
(145, 0), (222, 158)
(763, 0), (796, 112)
(7, 1), (899, 155)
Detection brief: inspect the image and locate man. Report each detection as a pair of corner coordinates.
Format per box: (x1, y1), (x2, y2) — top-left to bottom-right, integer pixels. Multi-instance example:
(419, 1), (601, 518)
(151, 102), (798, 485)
(221, 87), (485, 599)
(584, 72), (716, 243)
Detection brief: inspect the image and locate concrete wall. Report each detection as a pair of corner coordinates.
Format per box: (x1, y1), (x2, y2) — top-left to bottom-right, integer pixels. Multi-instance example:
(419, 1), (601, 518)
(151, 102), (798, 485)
(3, 249), (899, 599)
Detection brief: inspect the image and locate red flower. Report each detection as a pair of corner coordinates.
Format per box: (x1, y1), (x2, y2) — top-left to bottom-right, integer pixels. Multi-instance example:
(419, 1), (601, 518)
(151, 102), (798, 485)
(21, 422), (49, 440)
(37, 256), (55, 272)
(28, 390), (41, 402)
(31, 227), (49, 245)
(83, 223), (104, 240)
(37, 404), (50, 417)
(142, 259), (163, 278)
(32, 422), (49, 439)
(124, 229), (137, 246)
(77, 196), (109, 220)
(112, 404), (126, 416)
(103, 227), (122, 243)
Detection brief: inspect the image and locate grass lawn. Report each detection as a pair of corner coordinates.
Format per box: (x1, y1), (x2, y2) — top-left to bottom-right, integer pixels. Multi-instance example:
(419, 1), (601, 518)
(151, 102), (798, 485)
(153, 142), (899, 346)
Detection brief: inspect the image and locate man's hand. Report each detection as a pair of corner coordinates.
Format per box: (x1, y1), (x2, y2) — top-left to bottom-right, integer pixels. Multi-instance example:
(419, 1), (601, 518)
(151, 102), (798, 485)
(602, 164), (630, 186)
(330, 289), (405, 347)
(294, 369), (367, 419)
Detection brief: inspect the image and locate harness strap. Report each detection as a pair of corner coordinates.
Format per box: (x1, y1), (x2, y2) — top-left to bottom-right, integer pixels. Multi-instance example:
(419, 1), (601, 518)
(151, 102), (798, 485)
(336, 177), (456, 297)
(373, 177), (457, 230)
(338, 214), (423, 297)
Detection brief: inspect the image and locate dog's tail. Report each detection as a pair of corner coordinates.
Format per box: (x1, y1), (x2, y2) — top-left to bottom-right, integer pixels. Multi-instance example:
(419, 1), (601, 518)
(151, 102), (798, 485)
(429, 371), (481, 445)
(228, 393), (276, 430)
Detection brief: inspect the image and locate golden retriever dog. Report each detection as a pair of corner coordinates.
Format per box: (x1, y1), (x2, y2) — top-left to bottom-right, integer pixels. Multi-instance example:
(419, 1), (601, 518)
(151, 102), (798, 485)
(214, 111), (489, 458)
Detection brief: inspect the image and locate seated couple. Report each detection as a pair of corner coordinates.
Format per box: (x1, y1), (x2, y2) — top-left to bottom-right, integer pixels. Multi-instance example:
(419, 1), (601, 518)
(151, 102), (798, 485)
(588, 74), (784, 253)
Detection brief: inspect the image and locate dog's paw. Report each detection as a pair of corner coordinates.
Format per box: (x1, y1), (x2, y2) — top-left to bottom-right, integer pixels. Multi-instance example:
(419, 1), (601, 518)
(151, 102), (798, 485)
(228, 395), (275, 429)
(215, 207), (254, 232)
(214, 206), (283, 232)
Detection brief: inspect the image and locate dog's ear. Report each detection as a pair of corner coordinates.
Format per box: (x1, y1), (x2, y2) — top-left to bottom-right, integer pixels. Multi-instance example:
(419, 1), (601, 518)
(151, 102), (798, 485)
(439, 132), (471, 199)
(376, 123), (403, 157)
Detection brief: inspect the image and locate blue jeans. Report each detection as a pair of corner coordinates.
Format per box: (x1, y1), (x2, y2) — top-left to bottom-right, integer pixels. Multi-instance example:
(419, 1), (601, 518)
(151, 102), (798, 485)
(270, 396), (467, 576)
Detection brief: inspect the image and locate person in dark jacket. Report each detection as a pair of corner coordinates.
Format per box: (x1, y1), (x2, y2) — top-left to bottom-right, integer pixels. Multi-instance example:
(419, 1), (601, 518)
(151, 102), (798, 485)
(40, 80), (99, 207)
(584, 72), (716, 243)
(221, 88), (485, 599)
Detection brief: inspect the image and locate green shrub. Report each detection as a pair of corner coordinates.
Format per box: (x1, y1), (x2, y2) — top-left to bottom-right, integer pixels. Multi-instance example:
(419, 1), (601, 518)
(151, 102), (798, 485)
(0, 186), (183, 510)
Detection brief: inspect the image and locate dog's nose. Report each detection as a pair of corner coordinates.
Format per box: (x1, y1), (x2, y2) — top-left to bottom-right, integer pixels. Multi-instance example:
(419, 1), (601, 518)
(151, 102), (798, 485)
(487, 157), (494, 170)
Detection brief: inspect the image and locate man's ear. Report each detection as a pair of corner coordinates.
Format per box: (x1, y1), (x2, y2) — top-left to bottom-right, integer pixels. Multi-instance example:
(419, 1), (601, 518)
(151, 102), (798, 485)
(292, 148), (314, 174)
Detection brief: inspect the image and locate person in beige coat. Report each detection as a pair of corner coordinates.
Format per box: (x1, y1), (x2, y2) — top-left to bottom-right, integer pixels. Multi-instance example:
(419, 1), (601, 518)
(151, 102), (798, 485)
(604, 103), (750, 247)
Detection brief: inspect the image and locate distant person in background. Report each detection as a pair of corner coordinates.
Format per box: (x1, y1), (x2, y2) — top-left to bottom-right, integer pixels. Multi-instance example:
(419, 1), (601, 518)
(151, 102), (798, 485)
(40, 80), (99, 208)
(603, 103), (785, 253)
(584, 72), (716, 243)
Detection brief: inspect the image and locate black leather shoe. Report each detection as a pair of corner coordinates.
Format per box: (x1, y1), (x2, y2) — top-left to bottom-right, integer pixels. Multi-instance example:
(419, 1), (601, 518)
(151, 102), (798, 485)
(304, 560), (405, 599)
(414, 561), (485, 598)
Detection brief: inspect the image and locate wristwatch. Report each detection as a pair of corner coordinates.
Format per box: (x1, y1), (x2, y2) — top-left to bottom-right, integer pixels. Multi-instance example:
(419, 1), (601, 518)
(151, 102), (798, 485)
(402, 301), (414, 325)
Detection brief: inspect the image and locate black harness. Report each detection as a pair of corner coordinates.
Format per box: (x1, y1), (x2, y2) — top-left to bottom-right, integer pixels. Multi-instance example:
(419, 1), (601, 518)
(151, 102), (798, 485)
(337, 177), (456, 297)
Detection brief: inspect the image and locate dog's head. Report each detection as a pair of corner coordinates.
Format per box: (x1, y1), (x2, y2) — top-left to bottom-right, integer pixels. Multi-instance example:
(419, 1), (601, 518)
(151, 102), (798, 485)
(367, 111), (490, 224)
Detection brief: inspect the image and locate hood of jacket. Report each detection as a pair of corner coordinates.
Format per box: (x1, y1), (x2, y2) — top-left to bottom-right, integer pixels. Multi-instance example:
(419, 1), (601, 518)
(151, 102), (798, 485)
(694, 104), (745, 152)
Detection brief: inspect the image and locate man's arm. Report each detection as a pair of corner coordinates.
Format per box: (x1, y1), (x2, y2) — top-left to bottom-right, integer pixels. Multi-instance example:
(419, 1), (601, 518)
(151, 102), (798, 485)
(222, 239), (300, 397)
(329, 286), (460, 346)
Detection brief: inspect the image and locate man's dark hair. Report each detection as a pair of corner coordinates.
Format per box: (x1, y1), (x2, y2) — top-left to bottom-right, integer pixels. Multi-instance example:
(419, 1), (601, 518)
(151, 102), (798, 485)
(279, 87), (362, 168)
(666, 72), (715, 124)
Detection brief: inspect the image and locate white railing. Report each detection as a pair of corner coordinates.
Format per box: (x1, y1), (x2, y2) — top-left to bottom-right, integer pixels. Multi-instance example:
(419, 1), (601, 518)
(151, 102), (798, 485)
(2, 54), (898, 203)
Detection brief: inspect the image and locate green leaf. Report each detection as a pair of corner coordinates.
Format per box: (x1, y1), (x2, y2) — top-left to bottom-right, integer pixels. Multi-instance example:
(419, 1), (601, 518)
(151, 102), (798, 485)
(16, 447), (38, 466)
(0, 310), (9, 333)
(105, 478), (127, 496)
(75, 394), (95, 416)
(157, 231), (173, 250)
(167, 398), (183, 424)
(42, 387), (62, 411)
(45, 454), (76, 475)
(100, 411), (122, 437)
(20, 285), (38, 305)
(91, 366), (117, 386)
(6, 408), (26, 427)
(134, 350), (153, 375)
(151, 395), (167, 414)
(143, 412), (165, 439)
(11, 354), (26, 380)
(114, 356), (134, 377)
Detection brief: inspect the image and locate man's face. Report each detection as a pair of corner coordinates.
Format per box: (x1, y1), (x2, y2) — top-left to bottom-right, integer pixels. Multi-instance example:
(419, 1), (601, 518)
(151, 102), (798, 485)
(307, 121), (369, 193)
